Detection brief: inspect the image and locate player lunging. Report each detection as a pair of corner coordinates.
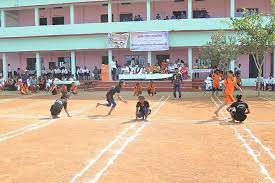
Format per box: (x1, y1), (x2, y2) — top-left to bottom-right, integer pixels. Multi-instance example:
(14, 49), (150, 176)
(214, 70), (242, 116)
(227, 94), (250, 123)
(50, 92), (71, 119)
(96, 80), (127, 116)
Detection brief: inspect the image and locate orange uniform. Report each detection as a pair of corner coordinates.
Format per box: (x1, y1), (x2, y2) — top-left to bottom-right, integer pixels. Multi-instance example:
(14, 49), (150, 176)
(147, 83), (156, 96)
(223, 77), (236, 104)
(71, 85), (78, 94)
(20, 83), (29, 95)
(212, 73), (221, 89)
(61, 85), (68, 92)
(134, 84), (142, 96)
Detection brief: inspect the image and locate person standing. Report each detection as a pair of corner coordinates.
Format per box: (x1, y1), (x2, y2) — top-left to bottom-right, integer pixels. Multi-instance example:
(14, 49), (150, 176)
(172, 68), (183, 99)
(111, 60), (117, 81)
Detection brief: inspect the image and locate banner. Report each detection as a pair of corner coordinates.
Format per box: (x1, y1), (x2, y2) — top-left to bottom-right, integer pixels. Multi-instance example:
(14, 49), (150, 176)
(107, 33), (129, 48)
(130, 31), (169, 51)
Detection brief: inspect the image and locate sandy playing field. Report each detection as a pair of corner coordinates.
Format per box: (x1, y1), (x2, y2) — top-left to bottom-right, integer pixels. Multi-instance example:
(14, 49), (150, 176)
(0, 90), (274, 183)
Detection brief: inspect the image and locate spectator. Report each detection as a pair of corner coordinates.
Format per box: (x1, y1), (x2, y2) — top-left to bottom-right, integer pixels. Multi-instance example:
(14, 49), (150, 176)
(134, 15), (138, 21)
(153, 64), (161, 73)
(156, 13), (161, 20)
(93, 66), (100, 80)
(168, 63), (175, 73)
(146, 63), (154, 74)
(256, 76), (265, 91)
(171, 14), (177, 19)
(266, 75), (274, 91)
(111, 60), (118, 81)
(234, 64), (242, 76)
(164, 16), (169, 20)
(8, 64), (12, 78)
(137, 15), (143, 21)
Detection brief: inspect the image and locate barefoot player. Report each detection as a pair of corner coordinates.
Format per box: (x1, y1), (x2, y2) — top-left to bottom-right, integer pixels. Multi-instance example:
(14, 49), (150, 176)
(214, 70), (242, 116)
(96, 80), (127, 115)
(226, 94), (250, 123)
(212, 70), (222, 96)
(136, 96), (151, 121)
(50, 92), (71, 119)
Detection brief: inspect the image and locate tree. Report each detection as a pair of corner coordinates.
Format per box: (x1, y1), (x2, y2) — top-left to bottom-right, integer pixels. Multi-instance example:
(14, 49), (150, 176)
(198, 31), (239, 72)
(230, 6), (275, 96)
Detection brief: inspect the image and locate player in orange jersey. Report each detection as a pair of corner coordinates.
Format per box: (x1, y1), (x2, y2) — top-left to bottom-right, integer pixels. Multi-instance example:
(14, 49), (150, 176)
(134, 83), (142, 96)
(211, 70), (222, 96)
(147, 81), (156, 96)
(214, 70), (242, 117)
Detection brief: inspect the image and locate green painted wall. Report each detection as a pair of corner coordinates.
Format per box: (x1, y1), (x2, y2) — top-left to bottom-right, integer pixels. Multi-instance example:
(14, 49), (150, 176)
(0, 31), (216, 52)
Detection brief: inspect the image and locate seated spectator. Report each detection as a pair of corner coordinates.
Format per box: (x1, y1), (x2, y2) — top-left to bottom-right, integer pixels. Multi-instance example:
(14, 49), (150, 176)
(168, 63), (175, 73)
(29, 76), (39, 93)
(266, 75), (274, 91)
(236, 9), (243, 17)
(71, 82), (78, 95)
(153, 64), (161, 73)
(137, 15), (143, 21)
(134, 15), (138, 21)
(147, 81), (156, 96)
(156, 13), (161, 20)
(93, 66), (100, 80)
(171, 14), (177, 19)
(20, 83), (29, 95)
(256, 76), (265, 91)
(134, 83), (143, 96)
(146, 63), (154, 74)
(180, 64), (189, 79)
(46, 77), (53, 91)
(160, 61), (168, 74)
(164, 16), (169, 20)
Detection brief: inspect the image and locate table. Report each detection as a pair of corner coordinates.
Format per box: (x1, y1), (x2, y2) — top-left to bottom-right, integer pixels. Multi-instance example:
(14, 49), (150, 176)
(119, 74), (173, 80)
(53, 80), (80, 85)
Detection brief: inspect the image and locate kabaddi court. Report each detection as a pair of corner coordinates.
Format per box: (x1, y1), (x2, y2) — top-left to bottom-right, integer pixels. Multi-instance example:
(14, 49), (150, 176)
(0, 90), (274, 183)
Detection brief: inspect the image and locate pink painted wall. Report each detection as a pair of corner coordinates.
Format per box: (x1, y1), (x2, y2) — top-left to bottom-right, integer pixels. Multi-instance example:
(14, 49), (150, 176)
(151, 1), (187, 20)
(39, 7), (70, 25)
(112, 2), (147, 21)
(75, 4), (107, 24)
(18, 9), (35, 26)
(236, 0), (272, 15)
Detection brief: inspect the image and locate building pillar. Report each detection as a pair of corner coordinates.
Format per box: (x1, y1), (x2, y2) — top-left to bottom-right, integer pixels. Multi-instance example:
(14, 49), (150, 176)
(0, 10), (5, 28)
(70, 4), (75, 24)
(35, 52), (41, 77)
(187, 0), (192, 19)
(188, 48), (193, 79)
(146, 0), (151, 21)
(70, 51), (76, 76)
(108, 2), (112, 23)
(2, 53), (7, 80)
(34, 7), (39, 26)
(230, 0), (235, 17)
(273, 48), (275, 78)
(148, 51), (152, 65)
(108, 49), (113, 81)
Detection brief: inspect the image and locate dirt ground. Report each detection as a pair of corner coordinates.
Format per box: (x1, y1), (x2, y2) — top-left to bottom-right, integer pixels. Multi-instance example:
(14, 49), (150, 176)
(0, 90), (274, 183)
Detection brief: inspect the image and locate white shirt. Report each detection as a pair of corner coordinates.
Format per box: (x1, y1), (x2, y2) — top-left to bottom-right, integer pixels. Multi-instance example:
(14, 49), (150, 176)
(112, 61), (117, 69)
(168, 65), (175, 72)
(266, 77), (274, 84)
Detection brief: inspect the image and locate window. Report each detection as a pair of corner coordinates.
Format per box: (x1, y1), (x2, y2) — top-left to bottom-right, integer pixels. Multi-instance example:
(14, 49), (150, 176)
(193, 10), (210, 18)
(120, 13), (133, 22)
(39, 18), (47, 25)
(156, 55), (170, 65)
(26, 58), (36, 70)
(101, 14), (114, 23)
(173, 11), (187, 19)
(125, 56), (146, 66)
(49, 62), (56, 69)
(102, 56), (108, 65)
(52, 17), (64, 25)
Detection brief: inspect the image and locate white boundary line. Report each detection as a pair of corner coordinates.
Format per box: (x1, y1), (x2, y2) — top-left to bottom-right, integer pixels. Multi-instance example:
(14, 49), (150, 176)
(211, 96), (274, 183)
(88, 96), (169, 183)
(70, 96), (166, 183)
(0, 100), (104, 143)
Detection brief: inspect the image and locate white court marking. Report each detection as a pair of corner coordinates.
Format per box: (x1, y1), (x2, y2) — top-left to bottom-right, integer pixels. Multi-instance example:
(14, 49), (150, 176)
(212, 96), (274, 183)
(0, 100), (104, 143)
(70, 96), (167, 183)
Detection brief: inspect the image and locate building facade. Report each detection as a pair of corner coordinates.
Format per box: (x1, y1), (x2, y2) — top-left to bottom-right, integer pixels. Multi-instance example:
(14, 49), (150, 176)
(0, 0), (274, 84)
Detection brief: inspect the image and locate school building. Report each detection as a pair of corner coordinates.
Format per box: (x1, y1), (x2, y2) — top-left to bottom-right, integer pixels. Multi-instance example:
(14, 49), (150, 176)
(0, 0), (274, 85)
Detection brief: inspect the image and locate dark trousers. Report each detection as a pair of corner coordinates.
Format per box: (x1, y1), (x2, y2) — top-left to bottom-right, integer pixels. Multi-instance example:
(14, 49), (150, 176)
(112, 69), (117, 81)
(173, 84), (181, 98)
(256, 82), (265, 91)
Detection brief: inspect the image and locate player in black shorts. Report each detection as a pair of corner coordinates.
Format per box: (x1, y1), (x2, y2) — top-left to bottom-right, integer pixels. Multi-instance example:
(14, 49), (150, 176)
(136, 96), (151, 121)
(50, 92), (71, 119)
(226, 94), (250, 123)
(96, 80), (127, 115)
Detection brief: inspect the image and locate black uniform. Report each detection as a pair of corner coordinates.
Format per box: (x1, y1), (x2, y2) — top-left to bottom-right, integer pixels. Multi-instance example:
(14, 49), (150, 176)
(230, 101), (249, 122)
(105, 85), (121, 107)
(50, 98), (68, 116)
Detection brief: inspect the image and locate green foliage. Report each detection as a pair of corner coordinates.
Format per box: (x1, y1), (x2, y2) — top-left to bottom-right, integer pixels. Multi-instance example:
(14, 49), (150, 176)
(198, 31), (239, 70)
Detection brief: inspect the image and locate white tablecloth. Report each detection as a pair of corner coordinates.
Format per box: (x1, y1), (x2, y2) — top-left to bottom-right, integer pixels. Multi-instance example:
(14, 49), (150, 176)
(193, 69), (212, 73)
(119, 74), (173, 80)
(54, 81), (80, 85)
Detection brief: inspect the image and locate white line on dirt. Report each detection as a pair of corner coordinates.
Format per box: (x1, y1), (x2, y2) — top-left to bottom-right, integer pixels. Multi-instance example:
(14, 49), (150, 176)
(70, 96), (166, 183)
(211, 96), (274, 183)
(88, 96), (169, 183)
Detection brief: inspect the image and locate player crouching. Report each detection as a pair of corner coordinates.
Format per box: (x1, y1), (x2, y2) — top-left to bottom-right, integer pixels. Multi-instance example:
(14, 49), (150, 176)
(226, 94), (250, 123)
(50, 92), (71, 119)
(136, 96), (151, 121)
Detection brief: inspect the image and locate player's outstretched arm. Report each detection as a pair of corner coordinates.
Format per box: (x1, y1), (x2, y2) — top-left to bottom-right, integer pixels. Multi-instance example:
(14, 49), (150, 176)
(245, 108), (251, 114)
(135, 107), (139, 120)
(64, 108), (71, 117)
(118, 94), (127, 103)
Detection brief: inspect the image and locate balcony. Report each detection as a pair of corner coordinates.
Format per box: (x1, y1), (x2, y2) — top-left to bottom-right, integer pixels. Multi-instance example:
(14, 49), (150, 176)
(0, 18), (231, 39)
